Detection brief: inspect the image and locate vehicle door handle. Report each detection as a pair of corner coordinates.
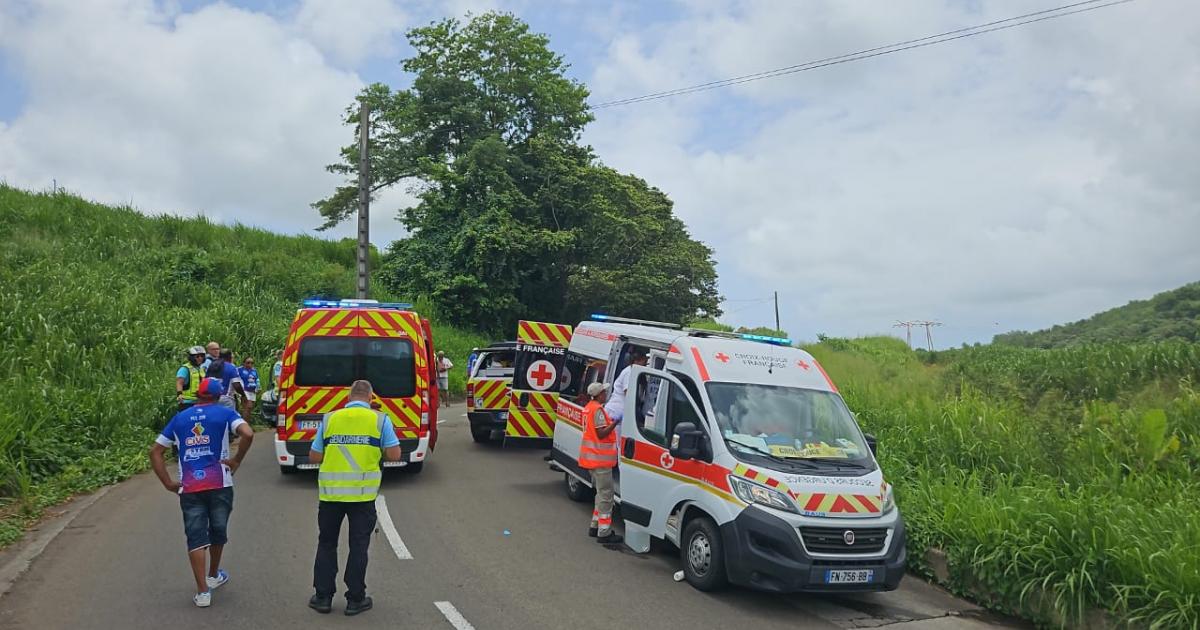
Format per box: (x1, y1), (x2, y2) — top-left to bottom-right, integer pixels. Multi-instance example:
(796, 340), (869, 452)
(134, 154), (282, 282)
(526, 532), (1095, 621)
(623, 438), (635, 458)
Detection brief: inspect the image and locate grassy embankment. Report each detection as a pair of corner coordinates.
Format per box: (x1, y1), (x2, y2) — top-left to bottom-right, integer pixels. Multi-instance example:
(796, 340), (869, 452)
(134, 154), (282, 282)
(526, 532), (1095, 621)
(807, 336), (1199, 629)
(0, 185), (487, 546)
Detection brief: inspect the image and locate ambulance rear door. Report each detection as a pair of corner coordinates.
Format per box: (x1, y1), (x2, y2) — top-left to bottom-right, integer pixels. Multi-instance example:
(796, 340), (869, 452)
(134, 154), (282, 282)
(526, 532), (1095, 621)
(505, 320), (573, 446)
(421, 317), (438, 451)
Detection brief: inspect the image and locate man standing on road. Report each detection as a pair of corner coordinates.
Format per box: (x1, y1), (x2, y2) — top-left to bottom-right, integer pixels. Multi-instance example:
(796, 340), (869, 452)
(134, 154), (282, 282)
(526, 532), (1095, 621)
(238, 356), (259, 420)
(307, 380), (402, 616)
(604, 347), (648, 422)
(580, 382), (622, 544)
(176, 346), (208, 410)
(202, 341), (220, 370)
(207, 348), (245, 411)
(435, 351), (453, 406)
(150, 377), (254, 608)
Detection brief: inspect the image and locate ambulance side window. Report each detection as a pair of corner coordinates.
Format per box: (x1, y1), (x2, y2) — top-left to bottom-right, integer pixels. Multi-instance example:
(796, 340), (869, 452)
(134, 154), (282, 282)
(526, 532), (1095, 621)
(635, 373), (671, 447)
(561, 352), (606, 406)
(667, 373), (706, 435)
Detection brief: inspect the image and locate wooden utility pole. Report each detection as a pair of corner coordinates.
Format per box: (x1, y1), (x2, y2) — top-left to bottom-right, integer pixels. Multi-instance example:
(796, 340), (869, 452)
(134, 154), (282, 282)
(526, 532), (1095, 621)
(355, 100), (371, 299)
(773, 291), (780, 334)
(894, 321), (915, 349)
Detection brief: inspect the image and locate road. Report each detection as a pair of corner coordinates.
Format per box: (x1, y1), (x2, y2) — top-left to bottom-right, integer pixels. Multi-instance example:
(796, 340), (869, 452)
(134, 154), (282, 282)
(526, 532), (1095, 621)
(0, 403), (1022, 629)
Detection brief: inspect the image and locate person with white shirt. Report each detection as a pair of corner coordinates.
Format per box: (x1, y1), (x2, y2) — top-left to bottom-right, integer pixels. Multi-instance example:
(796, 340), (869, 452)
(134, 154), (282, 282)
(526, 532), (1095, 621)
(603, 347), (648, 422)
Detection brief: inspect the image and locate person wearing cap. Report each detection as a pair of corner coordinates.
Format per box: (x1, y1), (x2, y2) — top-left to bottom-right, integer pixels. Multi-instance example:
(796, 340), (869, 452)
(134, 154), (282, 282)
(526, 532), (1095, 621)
(580, 381), (622, 544)
(604, 347), (649, 422)
(177, 346), (208, 410)
(150, 377), (254, 608)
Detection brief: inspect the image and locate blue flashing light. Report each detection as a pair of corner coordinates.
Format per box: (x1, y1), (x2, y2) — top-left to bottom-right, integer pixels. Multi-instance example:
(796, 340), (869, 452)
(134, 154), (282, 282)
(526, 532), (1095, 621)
(740, 333), (793, 346)
(302, 298), (413, 310)
(591, 313), (610, 321)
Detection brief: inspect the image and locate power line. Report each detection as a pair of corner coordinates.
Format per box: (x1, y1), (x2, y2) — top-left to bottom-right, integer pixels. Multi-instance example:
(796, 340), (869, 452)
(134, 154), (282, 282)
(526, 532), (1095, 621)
(591, 0), (1134, 109)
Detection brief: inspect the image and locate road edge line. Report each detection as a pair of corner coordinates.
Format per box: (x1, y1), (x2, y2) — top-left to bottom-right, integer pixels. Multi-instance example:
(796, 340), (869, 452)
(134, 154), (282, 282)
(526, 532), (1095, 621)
(0, 485), (112, 600)
(374, 495), (412, 560)
(435, 601), (476, 630)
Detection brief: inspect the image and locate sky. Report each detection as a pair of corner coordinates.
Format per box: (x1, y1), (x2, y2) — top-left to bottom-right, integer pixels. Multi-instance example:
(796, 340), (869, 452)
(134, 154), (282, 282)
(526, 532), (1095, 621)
(1, 0), (1197, 347)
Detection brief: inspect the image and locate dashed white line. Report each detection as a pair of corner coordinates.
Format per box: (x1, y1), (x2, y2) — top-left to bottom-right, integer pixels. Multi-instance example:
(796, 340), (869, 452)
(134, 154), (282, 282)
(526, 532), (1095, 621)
(374, 495), (412, 560)
(435, 601), (476, 630)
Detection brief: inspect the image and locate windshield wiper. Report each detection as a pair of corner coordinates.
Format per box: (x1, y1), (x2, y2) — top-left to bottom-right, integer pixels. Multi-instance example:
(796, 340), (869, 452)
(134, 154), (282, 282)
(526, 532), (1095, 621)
(809, 457), (874, 471)
(725, 438), (822, 469)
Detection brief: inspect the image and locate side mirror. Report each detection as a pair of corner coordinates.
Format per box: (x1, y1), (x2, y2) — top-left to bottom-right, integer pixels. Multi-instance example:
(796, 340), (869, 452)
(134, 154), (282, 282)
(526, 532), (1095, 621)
(670, 422), (705, 460)
(864, 433), (878, 456)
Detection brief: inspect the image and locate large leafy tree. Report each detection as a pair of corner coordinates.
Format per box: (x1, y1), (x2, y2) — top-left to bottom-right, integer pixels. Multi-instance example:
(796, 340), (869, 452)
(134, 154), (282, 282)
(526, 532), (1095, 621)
(314, 13), (721, 331)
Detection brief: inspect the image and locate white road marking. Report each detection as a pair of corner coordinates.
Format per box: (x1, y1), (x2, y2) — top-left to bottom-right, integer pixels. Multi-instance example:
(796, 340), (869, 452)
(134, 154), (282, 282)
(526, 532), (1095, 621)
(374, 495), (412, 560)
(435, 601), (476, 630)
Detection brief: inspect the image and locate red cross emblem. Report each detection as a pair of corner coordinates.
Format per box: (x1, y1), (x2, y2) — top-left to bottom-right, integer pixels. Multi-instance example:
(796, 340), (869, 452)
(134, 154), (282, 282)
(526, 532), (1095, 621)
(796, 360), (810, 371)
(526, 360), (557, 391)
(660, 452), (675, 469)
(714, 352), (730, 363)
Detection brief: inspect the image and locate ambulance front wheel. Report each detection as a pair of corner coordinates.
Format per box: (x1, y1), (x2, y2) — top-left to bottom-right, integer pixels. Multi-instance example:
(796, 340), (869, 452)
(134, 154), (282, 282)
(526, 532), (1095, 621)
(564, 473), (593, 502)
(681, 516), (728, 591)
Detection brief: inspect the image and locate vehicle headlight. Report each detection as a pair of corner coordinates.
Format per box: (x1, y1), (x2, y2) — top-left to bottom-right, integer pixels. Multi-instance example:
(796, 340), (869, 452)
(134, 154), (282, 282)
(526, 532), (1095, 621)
(729, 476), (797, 513)
(881, 482), (896, 514)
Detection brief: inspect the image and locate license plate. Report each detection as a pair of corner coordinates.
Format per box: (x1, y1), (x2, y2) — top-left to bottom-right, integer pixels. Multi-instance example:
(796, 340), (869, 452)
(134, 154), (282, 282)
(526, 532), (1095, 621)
(298, 420), (321, 430)
(826, 569), (874, 584)
(296, 463), (320, 470)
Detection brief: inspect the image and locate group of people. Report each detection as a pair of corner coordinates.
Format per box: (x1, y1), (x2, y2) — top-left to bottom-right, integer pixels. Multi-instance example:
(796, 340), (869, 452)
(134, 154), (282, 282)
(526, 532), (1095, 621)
(154, 375), (397, 615)
(176, 341), (271, 420)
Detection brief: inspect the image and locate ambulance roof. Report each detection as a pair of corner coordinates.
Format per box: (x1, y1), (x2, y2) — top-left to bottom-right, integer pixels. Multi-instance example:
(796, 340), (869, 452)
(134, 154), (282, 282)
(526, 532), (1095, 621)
(573, 320), (838, 393)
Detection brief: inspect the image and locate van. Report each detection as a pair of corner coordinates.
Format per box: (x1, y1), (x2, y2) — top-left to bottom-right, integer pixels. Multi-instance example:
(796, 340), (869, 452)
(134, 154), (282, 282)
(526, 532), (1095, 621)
(274, 299), (440, 474)
(550, 315), (905, 593)
(466, 341), (516, 443)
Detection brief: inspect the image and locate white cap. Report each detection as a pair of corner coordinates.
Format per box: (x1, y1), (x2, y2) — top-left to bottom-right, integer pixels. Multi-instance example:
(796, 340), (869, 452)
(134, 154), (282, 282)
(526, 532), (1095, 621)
(587, 382), (609, 397)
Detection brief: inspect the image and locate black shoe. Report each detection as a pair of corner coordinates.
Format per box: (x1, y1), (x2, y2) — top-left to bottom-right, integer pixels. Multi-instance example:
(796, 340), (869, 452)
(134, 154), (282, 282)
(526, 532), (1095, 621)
(345, 596), (373, 616)
(588, 527), (598, 538)
(597, 533), (623, 545)
(308, 594), (332, 614)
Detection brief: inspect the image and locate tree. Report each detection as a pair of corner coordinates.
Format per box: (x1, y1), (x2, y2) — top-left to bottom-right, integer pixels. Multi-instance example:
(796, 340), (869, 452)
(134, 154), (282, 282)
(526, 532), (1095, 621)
(314, 13), (722, 331)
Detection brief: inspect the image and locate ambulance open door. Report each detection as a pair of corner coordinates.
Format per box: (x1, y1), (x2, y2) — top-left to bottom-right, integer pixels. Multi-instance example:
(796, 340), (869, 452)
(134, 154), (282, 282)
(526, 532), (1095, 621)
(504, 320), (573, 447)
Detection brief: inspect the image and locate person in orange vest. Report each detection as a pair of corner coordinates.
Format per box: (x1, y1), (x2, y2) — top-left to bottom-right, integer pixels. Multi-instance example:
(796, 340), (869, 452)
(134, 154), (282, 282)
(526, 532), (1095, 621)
(580, 381), (622, 544)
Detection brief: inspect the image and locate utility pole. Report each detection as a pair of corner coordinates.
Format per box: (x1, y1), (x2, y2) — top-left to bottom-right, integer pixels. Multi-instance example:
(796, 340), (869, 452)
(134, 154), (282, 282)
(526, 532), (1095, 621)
(914, 320), (943, 351)
(773, 291), (780, 334)
(355, 100), (371, 299)
(894, 321), (915, 349)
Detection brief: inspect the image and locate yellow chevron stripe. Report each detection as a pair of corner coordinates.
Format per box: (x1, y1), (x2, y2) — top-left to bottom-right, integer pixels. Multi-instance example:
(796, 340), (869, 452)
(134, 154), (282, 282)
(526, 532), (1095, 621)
(505, 409), (538, 437)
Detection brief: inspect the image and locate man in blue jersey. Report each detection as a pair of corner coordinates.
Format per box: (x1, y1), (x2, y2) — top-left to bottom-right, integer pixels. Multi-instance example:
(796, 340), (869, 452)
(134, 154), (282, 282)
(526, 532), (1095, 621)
(207, 348), (245, 411)
(150, 378), (255, 608)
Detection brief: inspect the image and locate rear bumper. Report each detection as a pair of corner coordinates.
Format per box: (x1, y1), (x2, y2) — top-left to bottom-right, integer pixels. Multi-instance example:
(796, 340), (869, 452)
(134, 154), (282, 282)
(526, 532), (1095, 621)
(275, 435), (430, 468)
(468, 410), (508, 432)
(721, 507), (906, 593)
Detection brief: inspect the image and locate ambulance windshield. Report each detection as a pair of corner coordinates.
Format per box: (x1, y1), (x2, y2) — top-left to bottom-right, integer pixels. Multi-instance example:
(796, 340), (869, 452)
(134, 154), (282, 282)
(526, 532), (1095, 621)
(706, 382), (872, 467)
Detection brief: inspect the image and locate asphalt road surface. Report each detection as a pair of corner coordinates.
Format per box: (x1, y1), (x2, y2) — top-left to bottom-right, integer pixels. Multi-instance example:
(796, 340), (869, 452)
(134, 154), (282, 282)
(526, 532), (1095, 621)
(0, 403), (1024, 630)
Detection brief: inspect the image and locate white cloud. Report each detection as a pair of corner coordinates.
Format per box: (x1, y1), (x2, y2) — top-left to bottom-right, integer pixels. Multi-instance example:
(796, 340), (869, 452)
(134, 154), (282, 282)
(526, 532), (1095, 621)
(0, 0), (409, 245)
(293, 0), (408, 67)
(585, 0), (1200, 344)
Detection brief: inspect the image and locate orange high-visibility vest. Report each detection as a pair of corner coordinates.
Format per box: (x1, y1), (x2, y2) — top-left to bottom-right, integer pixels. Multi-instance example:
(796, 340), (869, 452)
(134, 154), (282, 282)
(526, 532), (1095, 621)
(579, 400), (618, 469)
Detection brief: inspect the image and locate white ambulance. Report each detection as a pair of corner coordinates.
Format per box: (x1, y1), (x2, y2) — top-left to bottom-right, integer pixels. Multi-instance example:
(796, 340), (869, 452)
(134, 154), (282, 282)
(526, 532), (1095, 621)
(550, 315), (905, 593)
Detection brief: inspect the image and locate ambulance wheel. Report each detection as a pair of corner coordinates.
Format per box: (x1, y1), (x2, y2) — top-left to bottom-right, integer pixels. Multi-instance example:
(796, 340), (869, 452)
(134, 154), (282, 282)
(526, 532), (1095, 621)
(279, 465), (297, 475)
(404, 462), (424, 474)
(565, 473), (593, 502)
(681, 516), (728, 591)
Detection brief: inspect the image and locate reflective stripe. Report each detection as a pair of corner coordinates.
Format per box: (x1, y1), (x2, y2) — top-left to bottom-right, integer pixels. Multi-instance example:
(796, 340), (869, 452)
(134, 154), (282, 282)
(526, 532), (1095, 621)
(318, 486), (376, 496)
(580, 439), (613, 450)
(336, 445), (363, 472)
(319, 471), (383, 482)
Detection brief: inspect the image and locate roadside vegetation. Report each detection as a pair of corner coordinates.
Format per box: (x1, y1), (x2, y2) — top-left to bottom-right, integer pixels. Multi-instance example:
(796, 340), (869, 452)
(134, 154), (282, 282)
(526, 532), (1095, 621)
(0, 185), (486, 547)
(807, 335), (1199, 629)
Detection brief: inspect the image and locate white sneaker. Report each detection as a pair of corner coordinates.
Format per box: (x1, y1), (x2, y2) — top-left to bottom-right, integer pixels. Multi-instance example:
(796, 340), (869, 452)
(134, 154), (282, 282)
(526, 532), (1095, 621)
(206, 569), (229, 590)
(193, 591), (212, 608)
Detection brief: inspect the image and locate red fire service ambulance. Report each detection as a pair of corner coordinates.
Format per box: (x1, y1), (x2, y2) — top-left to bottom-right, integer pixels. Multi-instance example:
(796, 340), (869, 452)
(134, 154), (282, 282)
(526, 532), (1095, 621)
(550, 315), (905, 593)
(273, 299), (439, 474)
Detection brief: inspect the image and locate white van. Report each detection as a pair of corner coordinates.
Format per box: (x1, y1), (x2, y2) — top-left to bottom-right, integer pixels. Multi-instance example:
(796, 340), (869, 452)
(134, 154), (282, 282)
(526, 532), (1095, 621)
(550, 315), (905, 593)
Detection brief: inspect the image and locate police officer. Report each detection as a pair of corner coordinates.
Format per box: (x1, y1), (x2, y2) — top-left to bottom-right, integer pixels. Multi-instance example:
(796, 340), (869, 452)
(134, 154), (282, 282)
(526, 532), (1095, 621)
(306, 380), (402, 616)
(176, 346), (208, 410)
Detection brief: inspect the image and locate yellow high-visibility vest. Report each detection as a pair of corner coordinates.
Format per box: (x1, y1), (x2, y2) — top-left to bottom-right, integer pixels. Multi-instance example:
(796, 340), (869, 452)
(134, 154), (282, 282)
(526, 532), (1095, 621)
(179, 364), (205, 403)
(318, 405), (386, 502)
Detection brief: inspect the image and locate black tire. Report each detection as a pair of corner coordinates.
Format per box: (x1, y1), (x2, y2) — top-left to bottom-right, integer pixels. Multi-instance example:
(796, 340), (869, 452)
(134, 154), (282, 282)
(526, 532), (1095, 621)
(404, 462), (424, 474)
(279, 464), (297, 475)
(470, 426), (491, 443)
(681, 515), (728, 591)
(564, 473), (593, 502)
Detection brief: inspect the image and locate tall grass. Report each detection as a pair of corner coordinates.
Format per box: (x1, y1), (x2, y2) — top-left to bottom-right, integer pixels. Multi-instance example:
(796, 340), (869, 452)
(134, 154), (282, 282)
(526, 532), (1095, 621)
(0, 185), (485, 545)
(808, 336), (1200, 628)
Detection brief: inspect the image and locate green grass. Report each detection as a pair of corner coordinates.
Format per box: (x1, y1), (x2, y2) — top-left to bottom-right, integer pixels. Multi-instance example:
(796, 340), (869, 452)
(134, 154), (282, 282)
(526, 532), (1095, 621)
(807, 336), (1200, 629)
(0, 185), (485, 546)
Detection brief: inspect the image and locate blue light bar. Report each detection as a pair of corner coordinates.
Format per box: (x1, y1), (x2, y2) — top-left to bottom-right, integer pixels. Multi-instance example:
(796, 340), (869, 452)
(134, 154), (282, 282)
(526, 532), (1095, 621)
(591, 313), (610, 320)
(302, 299), (413, 310)
(740, 333), (792, 346)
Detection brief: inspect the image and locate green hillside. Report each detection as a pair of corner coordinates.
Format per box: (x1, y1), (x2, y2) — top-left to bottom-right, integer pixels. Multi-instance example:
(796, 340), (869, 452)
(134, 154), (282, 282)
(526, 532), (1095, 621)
(0, 184), (485, 544)
(994, 281), (1200, 347)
